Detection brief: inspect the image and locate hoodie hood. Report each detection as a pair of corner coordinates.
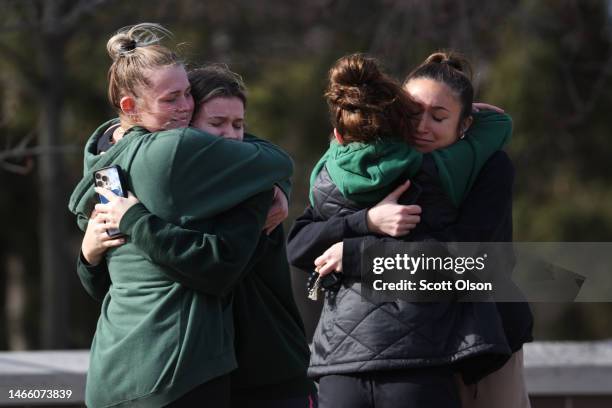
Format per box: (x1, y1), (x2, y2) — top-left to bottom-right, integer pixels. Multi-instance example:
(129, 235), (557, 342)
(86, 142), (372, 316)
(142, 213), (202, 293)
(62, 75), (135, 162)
(68, 119), (147, 231)
(310, 138), (422, 206)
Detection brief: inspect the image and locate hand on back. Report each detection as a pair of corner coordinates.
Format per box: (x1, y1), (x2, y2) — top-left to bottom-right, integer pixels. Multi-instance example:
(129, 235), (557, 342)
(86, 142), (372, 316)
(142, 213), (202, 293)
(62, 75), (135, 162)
(263, 186), (289, 235)
(366, 180), (422, 237)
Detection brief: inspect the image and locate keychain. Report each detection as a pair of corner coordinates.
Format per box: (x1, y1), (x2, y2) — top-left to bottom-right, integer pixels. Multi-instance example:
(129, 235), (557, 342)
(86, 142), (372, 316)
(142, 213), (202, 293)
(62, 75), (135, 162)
(308, 273), (323, 301)
(307, 270), (343, 301)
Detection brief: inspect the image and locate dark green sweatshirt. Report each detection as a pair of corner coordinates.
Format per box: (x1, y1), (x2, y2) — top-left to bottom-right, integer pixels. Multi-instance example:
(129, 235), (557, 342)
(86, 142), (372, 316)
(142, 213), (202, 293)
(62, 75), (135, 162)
(310, 111), (512, 207)
(77, 215), (314, 399)
(68, 120), (294, 407)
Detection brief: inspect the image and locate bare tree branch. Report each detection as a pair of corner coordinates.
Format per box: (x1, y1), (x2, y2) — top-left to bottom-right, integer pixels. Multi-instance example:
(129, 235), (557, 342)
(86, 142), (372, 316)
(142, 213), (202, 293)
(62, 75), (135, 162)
(0, 128), (79, 175)
(3, 130), (35, 152)
(0, 144), (80, 160)
(1, 159), (34, 175)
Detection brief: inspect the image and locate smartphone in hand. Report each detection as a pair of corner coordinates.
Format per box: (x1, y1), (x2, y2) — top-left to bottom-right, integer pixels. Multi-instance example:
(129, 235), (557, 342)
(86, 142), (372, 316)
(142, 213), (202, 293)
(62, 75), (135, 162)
(93, 165), (128, 237)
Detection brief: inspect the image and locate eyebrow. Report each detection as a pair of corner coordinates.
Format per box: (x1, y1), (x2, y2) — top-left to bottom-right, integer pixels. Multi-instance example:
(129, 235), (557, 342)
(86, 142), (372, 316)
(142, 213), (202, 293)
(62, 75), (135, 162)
(431, 106), (450, 113)
(162, 87), (190, 97)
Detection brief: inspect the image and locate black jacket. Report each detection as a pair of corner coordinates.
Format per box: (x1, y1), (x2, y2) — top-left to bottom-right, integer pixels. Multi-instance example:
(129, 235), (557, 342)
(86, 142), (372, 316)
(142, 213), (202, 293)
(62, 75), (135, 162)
(287, 151), (533, 383)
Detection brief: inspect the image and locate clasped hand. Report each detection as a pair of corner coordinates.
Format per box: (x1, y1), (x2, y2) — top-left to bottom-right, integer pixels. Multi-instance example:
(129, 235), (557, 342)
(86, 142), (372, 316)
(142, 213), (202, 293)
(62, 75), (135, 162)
(315, 180), (422, 276)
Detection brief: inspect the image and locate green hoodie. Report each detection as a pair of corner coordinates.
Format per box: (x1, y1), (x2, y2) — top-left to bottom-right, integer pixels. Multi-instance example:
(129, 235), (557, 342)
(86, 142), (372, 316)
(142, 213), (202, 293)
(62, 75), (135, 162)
(68, 120), (293, 408)
(310, 111), (512, 207)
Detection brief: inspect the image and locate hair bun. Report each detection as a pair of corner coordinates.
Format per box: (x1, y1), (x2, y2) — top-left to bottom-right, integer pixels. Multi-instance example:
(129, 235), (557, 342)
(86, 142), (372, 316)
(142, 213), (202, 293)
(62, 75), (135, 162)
(107, 33), (132, 61)
(325, 53), (417, 144)
(329, 53), (382, 88)
(107, 23), (172, 61)
(328, 54), (387, 112)
(425, 52), (447, 64)
(121, 39), (137, 53)
(424, 51), (471, 78)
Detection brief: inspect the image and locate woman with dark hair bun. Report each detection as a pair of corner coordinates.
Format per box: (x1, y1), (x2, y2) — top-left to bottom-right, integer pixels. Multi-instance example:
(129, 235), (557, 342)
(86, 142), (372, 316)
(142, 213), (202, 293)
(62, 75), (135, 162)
(288, 52), (531, 407)
(324, 54), (418, 145)
(404, 51), (475, 142)
(404, 51), (532, 408)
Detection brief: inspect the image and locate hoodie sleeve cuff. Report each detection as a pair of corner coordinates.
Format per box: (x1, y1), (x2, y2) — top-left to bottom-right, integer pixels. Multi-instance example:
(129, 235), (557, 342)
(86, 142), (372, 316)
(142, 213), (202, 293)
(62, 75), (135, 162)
(78, 250), (106, 273)
(119, 203), (150, 235)
(275, 180), (292, 202)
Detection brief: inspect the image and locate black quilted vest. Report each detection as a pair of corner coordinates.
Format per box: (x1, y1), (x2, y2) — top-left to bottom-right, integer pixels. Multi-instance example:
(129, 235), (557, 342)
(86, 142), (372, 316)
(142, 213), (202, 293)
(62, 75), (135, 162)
(308, 156), (512, 383)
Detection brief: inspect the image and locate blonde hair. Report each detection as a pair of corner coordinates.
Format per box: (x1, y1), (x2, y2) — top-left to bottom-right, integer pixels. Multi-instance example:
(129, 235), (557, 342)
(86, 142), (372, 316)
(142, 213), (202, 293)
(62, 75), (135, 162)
(106, 23), (182, 112)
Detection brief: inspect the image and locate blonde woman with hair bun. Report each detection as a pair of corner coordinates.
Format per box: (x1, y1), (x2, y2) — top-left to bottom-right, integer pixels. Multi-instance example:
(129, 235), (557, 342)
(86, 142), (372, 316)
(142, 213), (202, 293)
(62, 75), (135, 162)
(77, 62), (317, 407)
(69, 24), (300, 407)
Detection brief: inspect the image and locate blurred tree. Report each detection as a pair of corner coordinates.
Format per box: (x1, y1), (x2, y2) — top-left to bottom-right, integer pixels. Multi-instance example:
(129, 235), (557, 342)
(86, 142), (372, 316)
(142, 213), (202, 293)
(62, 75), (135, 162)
(483, 0), (612, 339)
(484, 0), (612, 241)
(0, 0), (611, 348)
(0, 0), (115, 348)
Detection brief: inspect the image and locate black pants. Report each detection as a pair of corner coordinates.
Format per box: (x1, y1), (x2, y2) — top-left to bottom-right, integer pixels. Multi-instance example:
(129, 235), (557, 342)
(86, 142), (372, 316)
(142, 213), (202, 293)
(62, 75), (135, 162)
(231, 394), (317, 408)
(318, 369), (460, 408)
(164, 374), (231, 408)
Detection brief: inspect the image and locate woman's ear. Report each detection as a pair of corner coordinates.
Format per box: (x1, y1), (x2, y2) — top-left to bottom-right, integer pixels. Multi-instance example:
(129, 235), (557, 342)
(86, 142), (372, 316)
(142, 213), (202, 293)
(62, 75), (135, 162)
(333, 128), (345, 144)
(460, 115), (474, 137)
(119, 96), (137, 115)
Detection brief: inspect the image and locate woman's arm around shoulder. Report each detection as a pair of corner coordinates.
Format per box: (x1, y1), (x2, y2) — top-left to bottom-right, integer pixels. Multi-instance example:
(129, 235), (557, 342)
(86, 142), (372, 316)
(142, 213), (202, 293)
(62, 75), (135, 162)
(243, 133), (293, 200)
(118, 191), (274, 297)
(340, 151), (515, 278)
(170, 128), (293, 215)
(431, 111), (513, 206)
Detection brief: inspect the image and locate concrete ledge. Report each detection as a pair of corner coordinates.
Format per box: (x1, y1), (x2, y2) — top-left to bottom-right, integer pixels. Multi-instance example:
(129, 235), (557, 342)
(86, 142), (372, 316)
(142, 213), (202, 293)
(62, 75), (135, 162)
(0, 342), (611, 405)
(524, 340), (612, 396)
